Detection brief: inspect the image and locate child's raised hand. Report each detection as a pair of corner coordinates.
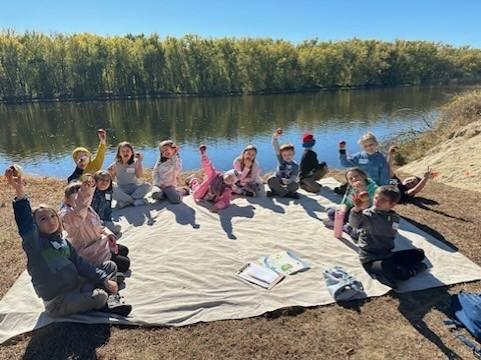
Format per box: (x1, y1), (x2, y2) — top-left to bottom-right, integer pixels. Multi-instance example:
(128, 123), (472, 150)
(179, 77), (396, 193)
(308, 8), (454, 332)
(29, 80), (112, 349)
(135, 152), (144, 162)
(273, 128), (283, 139)
(103, 278), (118, 294)
(5, 165), (25, 195)
(388, 145), (398, 154)
(81, 173), (96, 189)
(5, 165), (23, 190)
(97, 129), (107, 143)
(352, 192), (370, 211)
(199, 144), (207, 154)
(338, 140), (346, 150)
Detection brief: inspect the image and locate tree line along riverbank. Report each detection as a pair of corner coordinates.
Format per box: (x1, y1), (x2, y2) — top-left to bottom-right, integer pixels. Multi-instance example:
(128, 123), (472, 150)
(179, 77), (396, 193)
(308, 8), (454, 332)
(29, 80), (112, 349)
(1, 32), (481, 103)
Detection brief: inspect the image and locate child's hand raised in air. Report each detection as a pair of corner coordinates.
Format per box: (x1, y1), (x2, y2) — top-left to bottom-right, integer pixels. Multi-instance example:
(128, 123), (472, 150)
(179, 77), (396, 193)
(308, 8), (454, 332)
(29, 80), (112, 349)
(135, 152), (144, 162)
(81, 173), (96, 190)
(103, 278), (118, 294)
(97, 129), (107, 144)
(5, 165), (25, 198)
(388, 145), (398, 155)
(352, 191), (370, 212)
(199, 144), (207, 154)
(273, 128), (283, 139)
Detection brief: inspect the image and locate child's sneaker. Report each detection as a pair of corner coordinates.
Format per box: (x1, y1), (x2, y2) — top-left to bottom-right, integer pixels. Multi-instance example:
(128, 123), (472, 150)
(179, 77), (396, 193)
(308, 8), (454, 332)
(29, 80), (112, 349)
(322, 218), (334, 229)
(285, 192), (300, 199)
(409, 262), (428, 277)
(243, 190), (255, 197)
(114, 272), (125, 285)
(133, 199), (147, 207)
(104, 294), (132, 317)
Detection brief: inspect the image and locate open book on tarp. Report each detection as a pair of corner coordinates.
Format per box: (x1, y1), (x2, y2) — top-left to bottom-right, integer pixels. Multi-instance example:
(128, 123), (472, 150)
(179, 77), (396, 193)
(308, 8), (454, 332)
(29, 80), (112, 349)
(260, 250), (310, 276)
(236, 262), (285, 289)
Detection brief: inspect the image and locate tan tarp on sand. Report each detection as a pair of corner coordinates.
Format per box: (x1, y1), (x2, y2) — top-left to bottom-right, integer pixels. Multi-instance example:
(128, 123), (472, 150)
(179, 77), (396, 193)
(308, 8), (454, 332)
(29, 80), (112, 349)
(1, 178), (480, 344)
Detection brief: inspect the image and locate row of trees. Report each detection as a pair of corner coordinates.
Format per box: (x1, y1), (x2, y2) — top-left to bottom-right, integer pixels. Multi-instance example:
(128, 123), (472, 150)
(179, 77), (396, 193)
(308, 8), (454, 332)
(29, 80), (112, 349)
(1, 31), (481, 102)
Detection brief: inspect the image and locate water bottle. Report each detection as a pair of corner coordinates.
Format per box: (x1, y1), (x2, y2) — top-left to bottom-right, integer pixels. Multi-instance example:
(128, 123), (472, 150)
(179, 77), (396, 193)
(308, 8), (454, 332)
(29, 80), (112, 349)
(334, 204), (346, 239)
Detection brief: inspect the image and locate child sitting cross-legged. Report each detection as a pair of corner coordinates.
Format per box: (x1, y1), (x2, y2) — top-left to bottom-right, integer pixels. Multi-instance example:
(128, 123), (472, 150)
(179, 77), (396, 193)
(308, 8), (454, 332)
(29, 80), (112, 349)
(151, 140), (189, 204)
(232, 145), (264, 197)
(60, 175), (131, 274)
(5, 166), (131, 317)
(299, 132), (328, 193)
(267, 128), (300, 199)
(349, 185), (428, 288)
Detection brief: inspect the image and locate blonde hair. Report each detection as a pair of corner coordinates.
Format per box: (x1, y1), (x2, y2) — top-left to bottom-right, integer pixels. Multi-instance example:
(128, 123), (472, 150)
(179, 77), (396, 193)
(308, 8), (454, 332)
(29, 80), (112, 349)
(358, 132), (378, 146)
(32, 205), (63, 236)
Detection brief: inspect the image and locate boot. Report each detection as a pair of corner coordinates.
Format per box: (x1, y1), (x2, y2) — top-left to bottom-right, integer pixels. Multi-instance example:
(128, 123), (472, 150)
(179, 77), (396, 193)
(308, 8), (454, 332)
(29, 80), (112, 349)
(104, 294), (132, 317)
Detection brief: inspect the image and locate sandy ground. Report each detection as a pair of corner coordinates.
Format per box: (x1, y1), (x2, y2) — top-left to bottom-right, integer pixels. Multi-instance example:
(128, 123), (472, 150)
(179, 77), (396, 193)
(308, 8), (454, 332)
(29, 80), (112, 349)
(1, 172), (481, 359)
(401, 120), (481, 193)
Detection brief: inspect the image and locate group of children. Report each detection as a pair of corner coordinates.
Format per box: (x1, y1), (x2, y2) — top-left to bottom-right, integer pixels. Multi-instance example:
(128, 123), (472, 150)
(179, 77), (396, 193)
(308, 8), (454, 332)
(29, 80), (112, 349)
(6, 127), (433, 319)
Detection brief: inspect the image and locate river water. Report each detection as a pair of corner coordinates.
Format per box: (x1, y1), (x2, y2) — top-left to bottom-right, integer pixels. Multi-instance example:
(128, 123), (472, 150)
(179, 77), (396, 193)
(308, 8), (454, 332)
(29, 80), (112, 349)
(0, 86), (473, 179)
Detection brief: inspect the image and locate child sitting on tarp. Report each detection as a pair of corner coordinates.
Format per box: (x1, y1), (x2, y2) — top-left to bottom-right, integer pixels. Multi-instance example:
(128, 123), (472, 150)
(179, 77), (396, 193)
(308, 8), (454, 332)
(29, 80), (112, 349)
(108, 141), (152, 208)
(267, 128), (300, 199)
(5, 165), (131, 317)
(67, 129), (107, 183)
(299, 132), (328, 193)
(339, 132), (390, 186)
(232, 145), (264, 197)
(349, 185), (427, 288)
(387, 145), (433, 203)
(188, 144), (239, 212)
(324, 167), (378, 238)
(60, 175), (130, 274)
(151, 140), (189, 204)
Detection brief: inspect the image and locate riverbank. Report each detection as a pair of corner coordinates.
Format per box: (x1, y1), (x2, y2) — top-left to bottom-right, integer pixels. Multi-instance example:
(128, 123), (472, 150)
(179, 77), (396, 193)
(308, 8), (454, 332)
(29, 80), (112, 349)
(2, 82), (479, 105)
(392, 90), (481, 192)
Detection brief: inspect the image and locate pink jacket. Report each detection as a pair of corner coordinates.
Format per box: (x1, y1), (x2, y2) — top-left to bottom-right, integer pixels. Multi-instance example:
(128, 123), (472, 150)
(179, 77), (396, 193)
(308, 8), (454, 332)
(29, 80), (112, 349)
(193, 153), (232, 210)
(233, 156), (262, 186)
(59, 185), (112, 266)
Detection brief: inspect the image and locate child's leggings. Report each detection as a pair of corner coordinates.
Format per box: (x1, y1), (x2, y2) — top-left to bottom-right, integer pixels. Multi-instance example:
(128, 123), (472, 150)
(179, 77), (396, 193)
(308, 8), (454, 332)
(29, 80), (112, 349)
(363, 248), (425, 287)
(111, 244), (130, 273)
(44, 260), (117, 317)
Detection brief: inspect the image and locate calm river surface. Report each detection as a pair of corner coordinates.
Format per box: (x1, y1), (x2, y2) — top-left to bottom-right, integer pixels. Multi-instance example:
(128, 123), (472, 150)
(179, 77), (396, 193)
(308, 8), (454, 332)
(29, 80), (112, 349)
(0, 86), (474, 178)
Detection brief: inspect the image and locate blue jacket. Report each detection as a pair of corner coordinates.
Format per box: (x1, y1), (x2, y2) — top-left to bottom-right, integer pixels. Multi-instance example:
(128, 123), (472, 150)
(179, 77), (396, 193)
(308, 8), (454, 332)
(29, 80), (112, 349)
(91, 188), (113, 222)
(339, 150), (390, 186)
(13, 197), (108, 301)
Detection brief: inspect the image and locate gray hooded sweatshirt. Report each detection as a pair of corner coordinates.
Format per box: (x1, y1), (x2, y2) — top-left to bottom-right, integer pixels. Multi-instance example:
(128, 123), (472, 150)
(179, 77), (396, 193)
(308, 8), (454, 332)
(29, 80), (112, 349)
(349, 207), (400, 264)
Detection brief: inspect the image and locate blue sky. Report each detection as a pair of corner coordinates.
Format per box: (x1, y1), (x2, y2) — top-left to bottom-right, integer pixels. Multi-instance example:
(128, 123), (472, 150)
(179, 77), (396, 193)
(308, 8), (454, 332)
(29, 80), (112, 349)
(1, 0), (480, 47)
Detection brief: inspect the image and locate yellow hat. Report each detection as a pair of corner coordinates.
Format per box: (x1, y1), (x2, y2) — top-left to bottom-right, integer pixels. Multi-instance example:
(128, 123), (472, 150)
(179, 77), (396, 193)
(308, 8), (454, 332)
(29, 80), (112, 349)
(72, 147), (91, 161)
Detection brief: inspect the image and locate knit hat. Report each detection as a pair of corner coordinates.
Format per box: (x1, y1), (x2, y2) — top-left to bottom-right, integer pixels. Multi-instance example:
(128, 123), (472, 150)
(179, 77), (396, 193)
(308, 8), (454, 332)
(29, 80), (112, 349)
(72, 147), (91, 161)
(302, 132), (316, 148)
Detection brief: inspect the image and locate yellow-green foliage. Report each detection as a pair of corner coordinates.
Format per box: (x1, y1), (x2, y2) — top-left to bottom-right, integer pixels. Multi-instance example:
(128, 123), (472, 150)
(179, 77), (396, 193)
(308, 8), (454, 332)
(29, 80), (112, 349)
(1, 31), (481, 101)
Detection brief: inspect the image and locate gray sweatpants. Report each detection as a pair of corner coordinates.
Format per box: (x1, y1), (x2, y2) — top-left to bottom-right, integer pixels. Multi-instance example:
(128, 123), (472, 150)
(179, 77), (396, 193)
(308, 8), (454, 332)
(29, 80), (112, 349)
(151, 185), (184, 204)
(300, 165), (328, 193)
(113, 182), (152, 208)
(44, 260), (117, 317)
(267, 176), (299, 197)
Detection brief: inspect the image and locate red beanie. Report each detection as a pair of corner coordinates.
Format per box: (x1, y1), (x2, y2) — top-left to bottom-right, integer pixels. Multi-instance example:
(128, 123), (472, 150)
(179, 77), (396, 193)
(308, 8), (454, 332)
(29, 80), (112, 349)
(302, 132), (314, 144)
